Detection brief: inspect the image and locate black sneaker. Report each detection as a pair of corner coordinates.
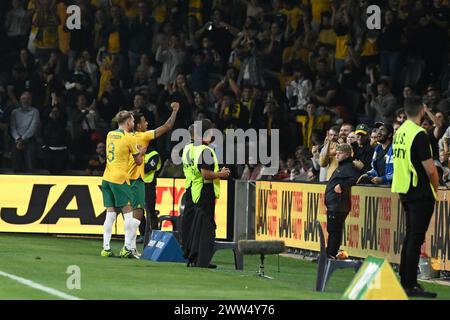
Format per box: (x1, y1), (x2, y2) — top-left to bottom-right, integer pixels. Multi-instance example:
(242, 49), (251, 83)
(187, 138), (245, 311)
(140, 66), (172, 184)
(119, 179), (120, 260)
(207, 263), (217, 269)
(405, 284), (437, 298)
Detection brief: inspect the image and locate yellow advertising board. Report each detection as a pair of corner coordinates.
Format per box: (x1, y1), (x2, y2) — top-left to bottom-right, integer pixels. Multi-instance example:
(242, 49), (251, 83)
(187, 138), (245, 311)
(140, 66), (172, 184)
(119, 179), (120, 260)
(0, 175), (227, 239)
(255, 181), (450, 271)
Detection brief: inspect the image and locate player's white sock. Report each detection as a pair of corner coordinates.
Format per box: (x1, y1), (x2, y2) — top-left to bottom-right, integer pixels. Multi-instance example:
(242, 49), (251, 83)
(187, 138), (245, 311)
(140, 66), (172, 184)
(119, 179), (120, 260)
(103, 211), (117, 250)
(131, 218), (141, 250)
(123, 212), (133, 249)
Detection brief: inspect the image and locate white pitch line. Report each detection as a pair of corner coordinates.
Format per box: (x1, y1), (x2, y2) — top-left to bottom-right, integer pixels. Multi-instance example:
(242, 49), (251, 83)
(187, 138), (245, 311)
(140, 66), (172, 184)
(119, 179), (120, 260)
(0, 270), (82, 300)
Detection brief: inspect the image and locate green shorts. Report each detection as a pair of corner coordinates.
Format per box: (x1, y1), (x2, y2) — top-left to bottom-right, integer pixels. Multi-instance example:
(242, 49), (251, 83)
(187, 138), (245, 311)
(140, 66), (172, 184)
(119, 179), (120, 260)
(102, 180), (133, 208)
(130, 178), (146, 209)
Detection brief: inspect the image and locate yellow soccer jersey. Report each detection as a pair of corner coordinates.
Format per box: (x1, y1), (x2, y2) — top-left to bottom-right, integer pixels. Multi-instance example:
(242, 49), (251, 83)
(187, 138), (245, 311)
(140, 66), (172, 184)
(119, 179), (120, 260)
(128, 130), (156, 180)
(103, 129), (139, 184)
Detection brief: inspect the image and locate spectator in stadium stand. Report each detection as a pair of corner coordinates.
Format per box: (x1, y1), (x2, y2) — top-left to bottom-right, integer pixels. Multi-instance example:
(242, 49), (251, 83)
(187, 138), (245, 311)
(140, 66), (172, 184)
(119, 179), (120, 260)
(319, 125), (340, 181)
(71, 93), (101, 168)
(85, 141), (106, 176)
(378, 9), (403, 87)
(6, 64), (28, 107)
(295, 103), (331, 150)
(187, 50), (213, 95)
(130, 92), (158, 130)
(31, 0), (59, 63)
(217, 90), (249, 132)
(194, 8), (239, 64)
(402, 86), (414, 105)
(155, 34), (186, 88)
(424, 107), (447, 162)
(64, 57), (93, 106)
(338, 122), (353, 144)
(273, 159), (289, 180)
(393, 120), (402, 135)
(369, 127), (379, 148)
(97, 78), (126, 125)
(286, 64), (312, 149)
(41, 91), (69, 174)
(192, 91), (215, 123)
(365, 79), (398, 124)
(128, 1), (153, 75)
(391, 96), (439, 298)
(346, 131), (357, 146)
(359, 123), (394, 185)
(168, 73), (194, 128)
(101, 5), (130, 82)
(324, 143), (359, 259)
(4, 0), (30, 56)
(0, 91), (13, 158)
(423, 84), (443, 112)
(241, 154), (263, 181)
(353, 123), (375, 173)
(438, 147), (450, 186)
(10, 91), (40, 172)
(293, 146), (315, 182)
(395, 107), (407, 124)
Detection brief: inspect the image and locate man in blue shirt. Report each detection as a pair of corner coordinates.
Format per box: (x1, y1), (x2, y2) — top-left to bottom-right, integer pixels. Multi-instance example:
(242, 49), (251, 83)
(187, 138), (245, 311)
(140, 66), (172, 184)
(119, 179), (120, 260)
(359, 123), (394, 185)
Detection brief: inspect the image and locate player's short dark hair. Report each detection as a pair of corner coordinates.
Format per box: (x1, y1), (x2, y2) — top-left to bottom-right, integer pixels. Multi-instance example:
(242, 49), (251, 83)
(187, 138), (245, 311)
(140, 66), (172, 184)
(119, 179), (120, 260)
(404, 96), (423, 117)
(116, 110), (133, 125)
(133, 112), (144, 129)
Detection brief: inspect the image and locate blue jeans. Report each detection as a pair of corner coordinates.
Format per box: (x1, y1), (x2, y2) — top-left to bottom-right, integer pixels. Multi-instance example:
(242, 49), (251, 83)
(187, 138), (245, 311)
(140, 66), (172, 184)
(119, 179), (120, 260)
(380, 51), (401, 82)
(335, 59), (345, 76)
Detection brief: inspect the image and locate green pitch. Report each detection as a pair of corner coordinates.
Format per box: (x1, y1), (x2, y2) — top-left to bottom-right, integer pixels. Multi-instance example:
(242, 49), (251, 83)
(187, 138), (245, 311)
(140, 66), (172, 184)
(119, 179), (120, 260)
(0, 234), (448, 300)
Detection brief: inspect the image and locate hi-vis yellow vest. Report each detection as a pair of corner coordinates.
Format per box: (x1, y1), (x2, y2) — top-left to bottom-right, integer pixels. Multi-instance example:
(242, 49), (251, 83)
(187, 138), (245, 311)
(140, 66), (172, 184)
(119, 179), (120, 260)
(144, 150), (161, 183)
(191, 144), (220, 204)
(391, 120), (435, 198)
(182, 143), (194, 189)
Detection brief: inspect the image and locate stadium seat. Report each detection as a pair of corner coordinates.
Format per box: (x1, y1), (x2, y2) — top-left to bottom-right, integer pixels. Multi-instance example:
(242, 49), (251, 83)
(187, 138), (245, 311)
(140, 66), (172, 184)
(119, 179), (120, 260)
(315, 220), (362, 292)
(212, 241), (244, 271)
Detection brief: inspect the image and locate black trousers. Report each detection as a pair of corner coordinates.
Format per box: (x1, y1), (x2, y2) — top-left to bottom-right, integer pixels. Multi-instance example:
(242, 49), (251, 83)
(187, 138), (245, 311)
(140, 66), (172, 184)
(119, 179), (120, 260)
(140, 182), (158, 245)
(326, 211), (348, 257)
(181, 188), (195, 254)
(185, 186), (216, 267)
(399, 198), (435, 289)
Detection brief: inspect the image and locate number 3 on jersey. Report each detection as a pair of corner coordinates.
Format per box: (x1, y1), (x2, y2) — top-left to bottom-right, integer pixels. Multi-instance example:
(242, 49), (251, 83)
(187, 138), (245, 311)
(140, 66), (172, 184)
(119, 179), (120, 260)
(107, 142), (115, 162)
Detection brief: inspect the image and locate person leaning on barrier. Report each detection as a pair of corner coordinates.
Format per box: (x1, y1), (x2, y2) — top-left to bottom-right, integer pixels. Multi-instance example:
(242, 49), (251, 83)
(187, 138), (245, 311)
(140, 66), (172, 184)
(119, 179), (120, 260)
(358, 123), (394, 185)
(324, 143), (359, 260)
(391, 96), (439, 298)
(184, 119), (230, 268)
(353, 123), (375, 174)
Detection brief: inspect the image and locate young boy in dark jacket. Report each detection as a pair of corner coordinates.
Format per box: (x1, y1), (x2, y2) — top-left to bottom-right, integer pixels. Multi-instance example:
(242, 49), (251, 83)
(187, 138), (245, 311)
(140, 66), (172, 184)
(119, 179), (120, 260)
(325, 143), (359, 259)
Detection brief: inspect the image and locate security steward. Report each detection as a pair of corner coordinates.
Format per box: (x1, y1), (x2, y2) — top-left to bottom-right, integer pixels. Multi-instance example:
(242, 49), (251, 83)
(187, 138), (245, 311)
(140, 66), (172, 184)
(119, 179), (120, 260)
(181, 124), (195, 257)
(392, 97), (439, 298)
(185, 119), (230, 268)
(141, 144), (162, 246)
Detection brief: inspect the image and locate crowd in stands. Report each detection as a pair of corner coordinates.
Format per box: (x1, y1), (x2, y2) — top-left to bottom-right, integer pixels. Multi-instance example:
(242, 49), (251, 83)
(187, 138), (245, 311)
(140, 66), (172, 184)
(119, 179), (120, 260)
(0, 0), (449, 186)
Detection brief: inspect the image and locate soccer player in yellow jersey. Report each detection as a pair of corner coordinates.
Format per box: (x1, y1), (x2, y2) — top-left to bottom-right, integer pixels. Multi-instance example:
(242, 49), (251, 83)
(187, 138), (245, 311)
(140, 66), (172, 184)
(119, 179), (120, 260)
(126, 102), (180, 255)
(101, 110), (146, 258)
